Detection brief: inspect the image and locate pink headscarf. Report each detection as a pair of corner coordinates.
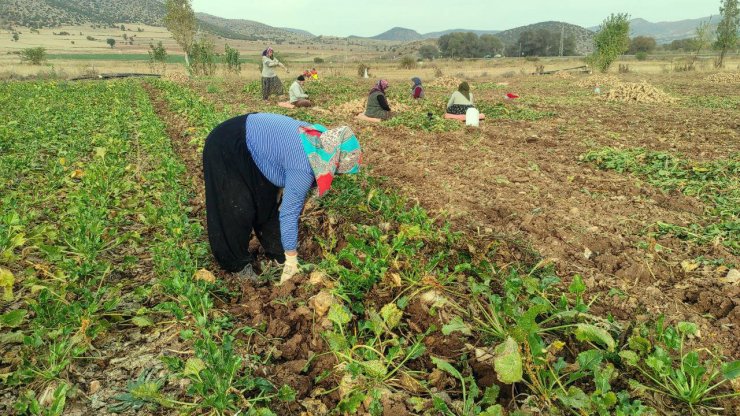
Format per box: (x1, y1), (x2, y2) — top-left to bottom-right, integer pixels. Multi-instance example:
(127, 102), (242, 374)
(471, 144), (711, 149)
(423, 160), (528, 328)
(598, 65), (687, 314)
(369, 79), (389, 95)
(262, 47), (274, 56)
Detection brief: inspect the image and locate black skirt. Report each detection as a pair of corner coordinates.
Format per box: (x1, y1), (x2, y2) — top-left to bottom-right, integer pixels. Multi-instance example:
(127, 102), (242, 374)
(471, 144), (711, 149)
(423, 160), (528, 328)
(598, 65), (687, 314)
(202, 114), (285, 272)
(447, 104), (474, 115)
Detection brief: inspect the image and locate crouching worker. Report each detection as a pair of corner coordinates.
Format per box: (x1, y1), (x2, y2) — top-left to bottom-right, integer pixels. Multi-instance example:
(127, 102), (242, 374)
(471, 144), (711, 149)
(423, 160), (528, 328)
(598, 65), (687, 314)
(446, 81), (475, 115)
(289, 75), (313, 107)
(203, 113), (362, 284)
(365, 79), (393, 120)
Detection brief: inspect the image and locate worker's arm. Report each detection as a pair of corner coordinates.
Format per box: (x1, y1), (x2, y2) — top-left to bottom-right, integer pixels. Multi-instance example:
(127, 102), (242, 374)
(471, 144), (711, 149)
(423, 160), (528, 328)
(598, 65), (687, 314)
(278, 170), (315, 252)
(377, 94), (391, 111)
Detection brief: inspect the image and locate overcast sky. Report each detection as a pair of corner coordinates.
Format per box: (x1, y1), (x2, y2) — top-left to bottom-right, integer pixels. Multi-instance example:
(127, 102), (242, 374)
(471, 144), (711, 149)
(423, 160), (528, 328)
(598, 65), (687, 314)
(190, 0), (717, 37)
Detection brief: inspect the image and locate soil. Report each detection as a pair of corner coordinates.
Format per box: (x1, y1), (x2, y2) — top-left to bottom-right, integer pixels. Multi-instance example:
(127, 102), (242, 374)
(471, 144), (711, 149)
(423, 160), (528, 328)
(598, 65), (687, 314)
(146, 71), (739, 414)
(187, 73), (739, 362)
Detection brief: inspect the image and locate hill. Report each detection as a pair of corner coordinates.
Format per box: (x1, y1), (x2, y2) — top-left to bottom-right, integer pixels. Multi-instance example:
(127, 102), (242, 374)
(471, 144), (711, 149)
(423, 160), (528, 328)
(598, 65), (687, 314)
(0, 0), (309, 43)
(626, 16), (718, 44)
(422, 29), (501, 39)
(194, 13), (310, 42)
(495, 21), (595, 55)
(368, 27), (424, 42)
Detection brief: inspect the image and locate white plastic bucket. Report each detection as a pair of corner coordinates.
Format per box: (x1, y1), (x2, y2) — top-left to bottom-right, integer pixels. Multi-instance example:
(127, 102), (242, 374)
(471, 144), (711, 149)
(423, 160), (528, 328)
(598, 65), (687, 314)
(465, 107), (480, 127)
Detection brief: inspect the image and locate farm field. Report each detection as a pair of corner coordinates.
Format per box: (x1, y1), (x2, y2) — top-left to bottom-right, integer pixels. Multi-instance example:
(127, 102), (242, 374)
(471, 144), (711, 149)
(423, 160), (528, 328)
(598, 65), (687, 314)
(0, 65), (739, 416)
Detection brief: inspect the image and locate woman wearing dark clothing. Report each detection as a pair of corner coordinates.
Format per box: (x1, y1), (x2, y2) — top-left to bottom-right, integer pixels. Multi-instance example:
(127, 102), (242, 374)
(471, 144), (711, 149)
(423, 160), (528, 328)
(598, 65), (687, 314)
(203, 113), (362, 284)
(364, 79), (393, 120)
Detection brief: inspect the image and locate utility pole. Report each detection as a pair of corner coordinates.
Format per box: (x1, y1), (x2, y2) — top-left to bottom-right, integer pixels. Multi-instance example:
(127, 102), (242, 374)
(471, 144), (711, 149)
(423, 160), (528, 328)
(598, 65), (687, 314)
(559, 24), (565, 57)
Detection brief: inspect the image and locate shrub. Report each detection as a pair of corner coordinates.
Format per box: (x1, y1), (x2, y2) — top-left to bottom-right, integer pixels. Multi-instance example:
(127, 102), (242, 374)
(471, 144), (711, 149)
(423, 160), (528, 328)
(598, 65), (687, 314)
(635, 52), (648, 61)
(399, 55), (416, 69)
(313, 57), (324, 64)
(20, 47), (46, 65)
(357, 63), (370, 77)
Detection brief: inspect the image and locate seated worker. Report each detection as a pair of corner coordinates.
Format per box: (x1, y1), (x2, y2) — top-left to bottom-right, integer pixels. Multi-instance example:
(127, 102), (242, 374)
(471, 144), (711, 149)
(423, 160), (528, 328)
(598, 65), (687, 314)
(289, 75), (313, 107)
(446, 81), (475, 115)
(310, 68), (318, 80)
(364, 79), (393, 120)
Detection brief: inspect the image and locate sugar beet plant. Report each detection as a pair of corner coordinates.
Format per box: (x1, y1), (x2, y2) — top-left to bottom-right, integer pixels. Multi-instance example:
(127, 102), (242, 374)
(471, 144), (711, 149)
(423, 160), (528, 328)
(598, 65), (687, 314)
(583, 148), (739, 256)
(0, 80), (290, 415)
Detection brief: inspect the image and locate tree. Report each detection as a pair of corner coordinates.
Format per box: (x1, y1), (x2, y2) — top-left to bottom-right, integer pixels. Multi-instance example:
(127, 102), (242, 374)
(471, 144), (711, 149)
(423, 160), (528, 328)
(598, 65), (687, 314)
(667, 38), (693, 51)
(20, 47), (46, 65)
(148, 41), (167, 62)
(190, 36), (216, 76)
(629, 36), (657, 54)
(590, 13), (631, 72)
(12, 33), (18, 42)
(164, 0), (197, 68)
(715, 0), (739, 68)
(437, 32), (504, 58)
(479, 34), (503, 56)
(689, 21), (714, 69)
(224, 44), (241, 73)
(418, 44), (439, 60)
(106, 38), (116, 48)
(514, 29), (573, 57)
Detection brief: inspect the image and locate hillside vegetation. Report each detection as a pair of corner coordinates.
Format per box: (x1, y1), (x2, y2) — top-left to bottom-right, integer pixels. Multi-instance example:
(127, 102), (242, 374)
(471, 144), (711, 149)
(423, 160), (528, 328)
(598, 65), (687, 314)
(0, 0), (307, 43)
(495, 21), (595, 55)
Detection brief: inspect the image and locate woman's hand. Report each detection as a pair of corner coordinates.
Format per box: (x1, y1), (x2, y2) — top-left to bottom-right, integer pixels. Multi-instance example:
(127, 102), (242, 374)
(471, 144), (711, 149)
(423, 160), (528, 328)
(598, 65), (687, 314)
(279, 252), (299, 284)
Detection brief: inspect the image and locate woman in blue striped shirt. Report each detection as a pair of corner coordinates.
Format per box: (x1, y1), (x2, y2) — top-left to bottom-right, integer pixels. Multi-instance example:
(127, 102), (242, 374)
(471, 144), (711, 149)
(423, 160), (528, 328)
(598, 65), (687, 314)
(203, 113), (362, 284)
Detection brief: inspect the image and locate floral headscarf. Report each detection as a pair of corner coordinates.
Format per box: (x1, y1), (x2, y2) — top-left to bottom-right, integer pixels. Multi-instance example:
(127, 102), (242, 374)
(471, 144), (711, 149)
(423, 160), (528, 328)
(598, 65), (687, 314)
(369, 79), (389, 95)
(262, 47), (274, 56)
(299, 124), (362, 196)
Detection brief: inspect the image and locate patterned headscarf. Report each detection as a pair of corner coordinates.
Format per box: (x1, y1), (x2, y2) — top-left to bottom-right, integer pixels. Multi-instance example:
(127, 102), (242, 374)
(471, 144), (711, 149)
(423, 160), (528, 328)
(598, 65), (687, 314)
(262, 47), (274, 56)
(299, 124), (362, 196)
(458, 81), (470, 100)
(369, 79), (389, 95)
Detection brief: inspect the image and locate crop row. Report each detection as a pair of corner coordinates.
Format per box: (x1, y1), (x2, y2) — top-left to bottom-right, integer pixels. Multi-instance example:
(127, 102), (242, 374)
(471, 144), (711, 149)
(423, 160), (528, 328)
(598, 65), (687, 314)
(0, 81), (291, 415)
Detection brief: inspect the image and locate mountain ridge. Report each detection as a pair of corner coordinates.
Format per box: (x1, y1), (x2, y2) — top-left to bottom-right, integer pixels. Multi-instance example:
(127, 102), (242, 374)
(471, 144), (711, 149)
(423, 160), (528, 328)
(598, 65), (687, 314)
(589, 16), (718, 43)
(0, 1), (714, 47)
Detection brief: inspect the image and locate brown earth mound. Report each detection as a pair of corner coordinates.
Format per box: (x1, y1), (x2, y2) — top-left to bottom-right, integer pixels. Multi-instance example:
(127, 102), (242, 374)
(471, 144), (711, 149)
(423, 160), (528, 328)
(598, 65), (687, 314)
(604, 82), (676, 103)
(705, 72), (740, 83)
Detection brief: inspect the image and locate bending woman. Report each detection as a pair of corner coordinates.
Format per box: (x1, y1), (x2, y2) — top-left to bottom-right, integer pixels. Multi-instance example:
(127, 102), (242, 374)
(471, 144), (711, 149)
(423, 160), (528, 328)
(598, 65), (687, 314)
(203, 113), (361, 284)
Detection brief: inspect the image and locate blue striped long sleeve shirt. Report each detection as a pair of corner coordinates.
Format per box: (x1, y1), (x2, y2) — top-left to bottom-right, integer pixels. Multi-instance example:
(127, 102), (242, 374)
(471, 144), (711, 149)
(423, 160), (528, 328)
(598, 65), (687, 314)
(245, 113), (315, 251)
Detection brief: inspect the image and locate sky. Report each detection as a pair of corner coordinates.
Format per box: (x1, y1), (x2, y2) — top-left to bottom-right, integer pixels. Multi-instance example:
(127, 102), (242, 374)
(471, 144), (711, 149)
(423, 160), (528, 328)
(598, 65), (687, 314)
(190, 0), (718, 37)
